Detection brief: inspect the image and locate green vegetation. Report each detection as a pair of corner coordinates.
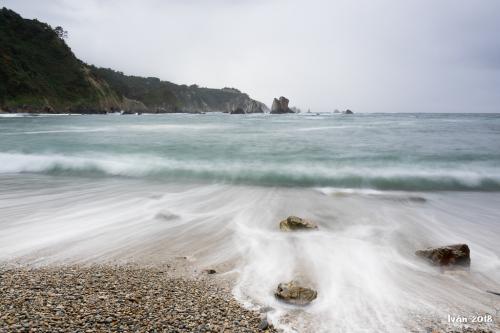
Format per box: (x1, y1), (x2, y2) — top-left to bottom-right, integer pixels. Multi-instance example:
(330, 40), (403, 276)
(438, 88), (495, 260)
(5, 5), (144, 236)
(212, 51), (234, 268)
(87, 67), (257, 112)
(89, 67), (178, 111)
(0, 7), (263, 113)
(0, 8), (121, 112)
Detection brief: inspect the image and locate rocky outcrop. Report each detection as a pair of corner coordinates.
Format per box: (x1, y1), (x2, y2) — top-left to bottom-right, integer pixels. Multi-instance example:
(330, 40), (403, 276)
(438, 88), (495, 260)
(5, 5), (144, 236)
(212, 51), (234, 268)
(227, 100), (267, 114)
(174, 87), (267, 114)
(415, 244), (470, 267)
(343, 109), (354, 114)
(275, 281), (317, 305)
(279, 216), (318, 231)
(243, 99), (265, 113)
(121, 97), (148, 113)
(270, 96), (294, 114)
(230, 107), (245, 114)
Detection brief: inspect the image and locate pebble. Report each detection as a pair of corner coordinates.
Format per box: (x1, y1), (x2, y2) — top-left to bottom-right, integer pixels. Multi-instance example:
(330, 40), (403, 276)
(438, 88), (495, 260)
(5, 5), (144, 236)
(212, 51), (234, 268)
(0, 265), (278, 333)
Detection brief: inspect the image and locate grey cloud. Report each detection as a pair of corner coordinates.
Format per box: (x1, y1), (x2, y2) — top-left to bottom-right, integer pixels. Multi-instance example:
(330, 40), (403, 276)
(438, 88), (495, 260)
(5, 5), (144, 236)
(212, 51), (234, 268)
(3, 0), (500, 112)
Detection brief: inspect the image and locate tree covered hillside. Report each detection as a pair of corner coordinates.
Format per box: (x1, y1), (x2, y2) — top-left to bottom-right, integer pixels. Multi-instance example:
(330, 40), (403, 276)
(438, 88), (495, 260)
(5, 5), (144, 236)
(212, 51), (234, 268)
(0, 8), (121, 112)
(0, 7), (266, 114)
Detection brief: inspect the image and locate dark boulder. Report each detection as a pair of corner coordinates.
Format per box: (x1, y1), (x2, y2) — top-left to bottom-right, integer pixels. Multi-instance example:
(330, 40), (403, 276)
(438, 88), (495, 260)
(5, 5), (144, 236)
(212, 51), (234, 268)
(202, 269), (217, 274)
(415, 244), (470, 267)
(343, 109), (354, 114)
(258, 317), (269, 330)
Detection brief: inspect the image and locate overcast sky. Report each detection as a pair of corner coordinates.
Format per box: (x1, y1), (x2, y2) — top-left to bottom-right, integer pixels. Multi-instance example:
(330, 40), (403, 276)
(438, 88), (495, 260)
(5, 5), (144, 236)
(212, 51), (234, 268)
(4, 0), (500, 112)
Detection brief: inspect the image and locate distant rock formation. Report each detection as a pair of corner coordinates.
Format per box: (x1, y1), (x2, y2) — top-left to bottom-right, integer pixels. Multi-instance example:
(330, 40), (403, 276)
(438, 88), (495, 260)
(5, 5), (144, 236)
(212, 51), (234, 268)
(222, 98), (266, 114)
(415, 244), (470, 268)
(230, 107), (245, 114)
(270, 96), (294, 114)
(244, 100), (266, 113)
(343, 109), (354, 114)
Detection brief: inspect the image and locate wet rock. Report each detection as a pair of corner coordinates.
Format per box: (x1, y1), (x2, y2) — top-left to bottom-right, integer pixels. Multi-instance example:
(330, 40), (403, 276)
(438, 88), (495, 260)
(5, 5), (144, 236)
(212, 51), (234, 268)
(415, 244), (470, 267)
(275, 281), (317, 305)
(202, 269), (216, 274)
(230, 107), (245, 114)
(404, 196), (427, 203)
(279, 216), (318, 231)
(259, 306), (274, 313)
(378, 195), (427, 203)
(258, 317), (269, 330)
(155, 212), (180, 221)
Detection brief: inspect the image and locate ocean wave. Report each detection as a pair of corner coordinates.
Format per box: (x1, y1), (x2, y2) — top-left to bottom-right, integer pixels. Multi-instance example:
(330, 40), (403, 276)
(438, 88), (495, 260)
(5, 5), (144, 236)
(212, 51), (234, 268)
(122, 124), (230, 131)
(2, 128), (111, 135)
(1, 152), (500, 191)
(0, 113), (80, 118)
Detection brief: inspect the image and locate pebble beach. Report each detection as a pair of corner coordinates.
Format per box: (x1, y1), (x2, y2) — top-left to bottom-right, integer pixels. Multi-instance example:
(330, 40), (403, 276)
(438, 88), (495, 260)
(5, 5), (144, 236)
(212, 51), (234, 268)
(0, 265), (277, 333)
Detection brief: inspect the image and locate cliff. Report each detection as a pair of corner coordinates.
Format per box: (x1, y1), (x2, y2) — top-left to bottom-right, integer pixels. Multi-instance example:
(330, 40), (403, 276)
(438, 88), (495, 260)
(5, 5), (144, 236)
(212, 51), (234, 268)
(0, 7), (266, 114)
(90, 67), (267, 113)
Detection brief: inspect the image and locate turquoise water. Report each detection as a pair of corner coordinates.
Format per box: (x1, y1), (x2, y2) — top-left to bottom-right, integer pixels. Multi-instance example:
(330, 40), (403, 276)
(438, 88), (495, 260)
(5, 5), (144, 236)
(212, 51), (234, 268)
(1, 113), (500, 332)
(1, 113), (500, 190)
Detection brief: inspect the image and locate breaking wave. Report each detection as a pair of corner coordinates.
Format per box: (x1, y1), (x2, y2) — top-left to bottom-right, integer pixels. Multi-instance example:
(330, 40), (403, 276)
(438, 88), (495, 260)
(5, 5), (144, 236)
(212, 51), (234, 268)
(1, 152), (499, 191)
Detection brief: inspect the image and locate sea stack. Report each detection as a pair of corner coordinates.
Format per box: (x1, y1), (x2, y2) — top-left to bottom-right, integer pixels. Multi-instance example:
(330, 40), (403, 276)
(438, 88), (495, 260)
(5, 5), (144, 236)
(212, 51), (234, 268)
(270, 96), (294, 114)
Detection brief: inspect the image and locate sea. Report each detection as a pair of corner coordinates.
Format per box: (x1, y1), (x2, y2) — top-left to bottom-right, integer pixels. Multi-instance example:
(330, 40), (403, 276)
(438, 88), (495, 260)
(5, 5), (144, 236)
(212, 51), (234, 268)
(1, 112), (499, 332)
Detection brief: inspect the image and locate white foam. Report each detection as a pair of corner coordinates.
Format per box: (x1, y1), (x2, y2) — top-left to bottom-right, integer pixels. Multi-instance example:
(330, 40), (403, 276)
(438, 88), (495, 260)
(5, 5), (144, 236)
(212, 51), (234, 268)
(0, 178), (499, 332)
(0, 152), (499, 192)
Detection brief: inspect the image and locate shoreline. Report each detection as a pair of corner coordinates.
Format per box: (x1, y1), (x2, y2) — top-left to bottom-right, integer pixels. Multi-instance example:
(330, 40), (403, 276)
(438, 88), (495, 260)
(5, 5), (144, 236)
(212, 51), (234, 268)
(1, 261), (497, 333)
(0, 178), (499, 332)
(0, 263), (277, 333)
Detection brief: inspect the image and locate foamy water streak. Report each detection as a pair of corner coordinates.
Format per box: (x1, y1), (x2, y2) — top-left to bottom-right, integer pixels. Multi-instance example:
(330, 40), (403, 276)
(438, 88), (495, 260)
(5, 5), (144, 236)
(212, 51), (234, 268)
(1, 176), (499, 332)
